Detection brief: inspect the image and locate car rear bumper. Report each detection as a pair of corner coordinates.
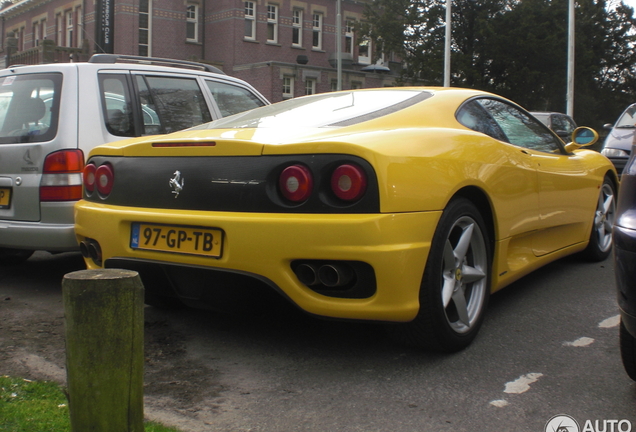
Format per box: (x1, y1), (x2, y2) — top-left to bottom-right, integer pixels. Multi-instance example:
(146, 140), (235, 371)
(0, 220), (78, 252)
(74, 201), (443, 322)
(614, 224), (636, 336)
(0, 202), (78, 252)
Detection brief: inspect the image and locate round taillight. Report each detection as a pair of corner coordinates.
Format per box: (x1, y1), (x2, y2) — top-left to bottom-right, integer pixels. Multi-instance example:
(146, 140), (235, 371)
(331, 164), (367, 201)
(279, 165), (313, 202)
(95, 164), (114, 196)
(83, 163), (97, 193)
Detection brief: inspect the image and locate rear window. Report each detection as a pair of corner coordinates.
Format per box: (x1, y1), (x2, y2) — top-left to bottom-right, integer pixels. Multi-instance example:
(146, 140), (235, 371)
(0, 73), (62, 144)
(196, 90), (431, 130)
(205, 80), (265, 117)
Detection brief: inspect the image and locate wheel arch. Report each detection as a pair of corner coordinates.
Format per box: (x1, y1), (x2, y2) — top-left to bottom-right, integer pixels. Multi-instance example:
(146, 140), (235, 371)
(606, 169), (619, 193)
(452, 186), (496, 254)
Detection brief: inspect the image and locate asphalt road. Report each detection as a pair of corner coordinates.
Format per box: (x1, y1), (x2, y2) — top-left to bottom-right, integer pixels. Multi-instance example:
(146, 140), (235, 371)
(1, 251), (634, 432)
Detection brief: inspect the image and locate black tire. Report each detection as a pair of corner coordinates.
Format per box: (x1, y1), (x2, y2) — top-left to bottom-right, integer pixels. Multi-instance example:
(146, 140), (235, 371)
(389, 197), (491, 352)
(620, 320), (636, 381)
(0, 248), (34, 265)
(580, 176), (616, 262)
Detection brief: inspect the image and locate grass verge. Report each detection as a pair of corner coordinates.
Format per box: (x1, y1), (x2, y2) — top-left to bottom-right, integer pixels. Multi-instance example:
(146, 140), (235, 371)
(0, 375), (180, 432)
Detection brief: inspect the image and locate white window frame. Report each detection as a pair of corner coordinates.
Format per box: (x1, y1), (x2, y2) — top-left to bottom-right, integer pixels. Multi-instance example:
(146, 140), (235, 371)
(56, 14), (62, 46)
(266, 4), (278, 43)
(358, 36), (371, 64)
(33, 21), (39, 47)
(139, 0), (152, 57)
(244, 1), (256, 40)
(304, 79), (316, 95)
(312, 13), (322, 50)
(283, 76), (294, 99)
(345, 19), (354, 54)
(186, 4), (198, 42)
(66, 10), (73, 47)
(292, 9), (302, 47)
(76, 9), (81, 47)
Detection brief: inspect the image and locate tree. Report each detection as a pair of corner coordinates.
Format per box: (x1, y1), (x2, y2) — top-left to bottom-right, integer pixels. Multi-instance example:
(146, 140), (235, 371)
(360, 0), (636, 129)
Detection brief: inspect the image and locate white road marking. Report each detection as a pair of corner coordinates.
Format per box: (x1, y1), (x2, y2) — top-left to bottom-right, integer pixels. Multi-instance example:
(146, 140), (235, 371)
(599, 315), (620, 328)
(489, 399), (509, 407)
(503, 373), (544, 394)
(563, 337), (595, 347)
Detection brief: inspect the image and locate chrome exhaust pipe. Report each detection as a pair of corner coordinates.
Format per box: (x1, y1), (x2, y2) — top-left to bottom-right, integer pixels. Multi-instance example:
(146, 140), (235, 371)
(318, 264), (353, 288)
(88, 240), (102, 266)
(79, 240), (90, 258)
(295, 263), (319, 286)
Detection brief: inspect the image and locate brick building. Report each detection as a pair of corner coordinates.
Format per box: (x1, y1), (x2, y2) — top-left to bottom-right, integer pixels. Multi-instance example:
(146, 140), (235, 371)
(0, 0), (402, 102)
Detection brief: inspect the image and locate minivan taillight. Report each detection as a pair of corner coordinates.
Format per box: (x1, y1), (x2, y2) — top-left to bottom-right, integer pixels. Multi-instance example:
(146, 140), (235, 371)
(40, 149), (84, 201)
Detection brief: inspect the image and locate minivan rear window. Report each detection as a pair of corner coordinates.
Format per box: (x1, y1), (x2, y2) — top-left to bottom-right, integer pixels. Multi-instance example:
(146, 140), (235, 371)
(0, 73), (62, 144)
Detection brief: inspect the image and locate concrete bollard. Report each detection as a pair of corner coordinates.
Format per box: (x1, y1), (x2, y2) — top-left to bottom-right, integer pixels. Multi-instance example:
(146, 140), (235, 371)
(63, 269), (145, 432)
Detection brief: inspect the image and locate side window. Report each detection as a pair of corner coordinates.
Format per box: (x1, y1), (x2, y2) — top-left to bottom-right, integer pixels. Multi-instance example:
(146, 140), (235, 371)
(99, 75), (135, 137)
(478, 99), (562, 153)
(0, 73), (61, 144)
(138, 75), (212, 134)
(456, 100), (507, 142)
(205, 80), (265, 117)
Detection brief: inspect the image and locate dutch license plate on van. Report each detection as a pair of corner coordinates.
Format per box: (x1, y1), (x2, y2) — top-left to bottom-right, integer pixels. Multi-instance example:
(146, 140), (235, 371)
(130, 222), (223, 258)
(0, 188), (10, 209)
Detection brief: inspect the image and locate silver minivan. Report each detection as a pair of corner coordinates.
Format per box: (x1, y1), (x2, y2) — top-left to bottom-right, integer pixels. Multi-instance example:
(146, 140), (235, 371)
(0, 55), (268, 263)
(601, 103), (636, 175)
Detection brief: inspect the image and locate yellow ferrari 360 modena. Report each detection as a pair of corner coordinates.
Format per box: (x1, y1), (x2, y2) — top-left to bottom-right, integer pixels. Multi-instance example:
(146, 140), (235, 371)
(75, 87), (617, 352)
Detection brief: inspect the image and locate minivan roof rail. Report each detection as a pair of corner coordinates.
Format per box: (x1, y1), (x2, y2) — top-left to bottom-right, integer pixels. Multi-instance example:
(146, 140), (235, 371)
(88, 54), (225, 75)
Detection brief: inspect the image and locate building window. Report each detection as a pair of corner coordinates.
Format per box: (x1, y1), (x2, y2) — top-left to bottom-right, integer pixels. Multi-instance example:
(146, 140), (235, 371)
(292, 9), (302, 47)
(266, 4), (278, 43)
(33, 22), (39, 47)
(312, 13), (322, 50)
(283, 76), (294, 99)
(139, 0), (151, 56)
(345, 20), (354, 54)
(56, 14), (63, 46)
(244, 1), (255, 40)
(358, 37), (371, 64)
(304, 79), (316, 95)
(186, 4), (198, 41)
(76, 10), (81, 47)
(351, 81), (362, 89)
(66, 10), (73, 47)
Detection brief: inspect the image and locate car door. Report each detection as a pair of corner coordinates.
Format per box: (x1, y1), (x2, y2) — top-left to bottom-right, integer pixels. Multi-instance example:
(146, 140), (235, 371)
(0, 71), (65, 224)
(479, 99), (595, 255)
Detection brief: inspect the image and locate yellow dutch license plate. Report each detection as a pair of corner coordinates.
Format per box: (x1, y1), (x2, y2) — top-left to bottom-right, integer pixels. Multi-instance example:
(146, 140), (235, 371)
(130, 223), (223, 258)
(0, 187), (10, 209)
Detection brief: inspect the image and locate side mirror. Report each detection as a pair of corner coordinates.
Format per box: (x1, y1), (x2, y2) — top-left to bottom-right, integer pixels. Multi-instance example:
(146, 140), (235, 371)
(563, 127), (599, 153)
(603, 123), (614, 130)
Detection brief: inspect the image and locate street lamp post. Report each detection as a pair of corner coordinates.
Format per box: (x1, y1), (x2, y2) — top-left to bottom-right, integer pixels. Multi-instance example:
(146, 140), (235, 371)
(444, 0), (451, 86)
(566, 0), (575, 116)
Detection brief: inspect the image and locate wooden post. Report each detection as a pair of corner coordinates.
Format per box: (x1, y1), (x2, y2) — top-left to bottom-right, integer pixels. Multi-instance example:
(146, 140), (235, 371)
(63, 269), (145, 432)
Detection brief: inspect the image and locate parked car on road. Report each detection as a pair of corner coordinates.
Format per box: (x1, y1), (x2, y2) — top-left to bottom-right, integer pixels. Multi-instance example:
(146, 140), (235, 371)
(0, 54), (268, 263)
(75, 87), (617, 352)
(601, 103), (636, 175)
(530, 111), (577, 141)
(613, 145), (636, 381)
